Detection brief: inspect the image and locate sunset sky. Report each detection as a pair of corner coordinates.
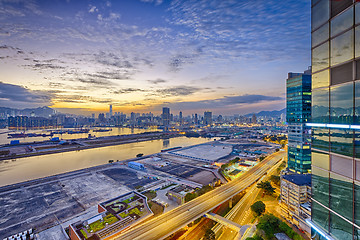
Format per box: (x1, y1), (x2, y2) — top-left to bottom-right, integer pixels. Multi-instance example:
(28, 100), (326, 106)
(0, 0), (310, 116)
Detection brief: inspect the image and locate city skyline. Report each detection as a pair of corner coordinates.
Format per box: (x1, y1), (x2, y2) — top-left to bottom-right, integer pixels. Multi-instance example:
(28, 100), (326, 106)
(0, 0), (310, 115)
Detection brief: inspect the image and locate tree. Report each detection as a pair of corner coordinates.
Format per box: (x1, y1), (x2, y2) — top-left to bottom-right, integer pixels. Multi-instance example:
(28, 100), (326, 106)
(270, 175), (280, 186)
(185, 192), (197, 202)
(251, 201), (266, 216)
(204, 229), (215, 240)
(256, 214), (281, 240)
(256, 181), (275, 195)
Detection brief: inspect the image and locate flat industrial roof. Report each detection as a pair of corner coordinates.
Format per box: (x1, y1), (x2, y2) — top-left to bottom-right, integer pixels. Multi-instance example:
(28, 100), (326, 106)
(282, 174), (311, 187)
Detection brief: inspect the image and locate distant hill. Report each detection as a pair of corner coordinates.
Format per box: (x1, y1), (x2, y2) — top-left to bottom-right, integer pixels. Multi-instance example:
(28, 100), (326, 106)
(245, 108), (286, 118)
(0, 106), (56, 117)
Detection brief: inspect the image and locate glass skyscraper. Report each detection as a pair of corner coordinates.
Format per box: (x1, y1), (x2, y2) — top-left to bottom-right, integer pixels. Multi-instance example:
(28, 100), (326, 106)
(286, 70), (312, 174)
(310, 0), (360, 239)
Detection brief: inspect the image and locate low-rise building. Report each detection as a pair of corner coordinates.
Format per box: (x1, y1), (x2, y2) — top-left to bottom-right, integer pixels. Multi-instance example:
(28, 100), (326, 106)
(167, 185), (194, 205)
(69, 191), (152, 240)
(128, 161), (145, 171)
(280, 174), (311, 237)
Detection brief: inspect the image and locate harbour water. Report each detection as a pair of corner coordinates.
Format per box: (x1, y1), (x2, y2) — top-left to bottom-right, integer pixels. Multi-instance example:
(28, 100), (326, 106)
(0, 127), (158, 145)
(0, 136), (212, 187)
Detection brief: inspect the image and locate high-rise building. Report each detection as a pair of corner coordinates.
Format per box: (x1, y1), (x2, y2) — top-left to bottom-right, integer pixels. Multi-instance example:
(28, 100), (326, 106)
(252, 114), (257, 124)
(130, 112), (136, 124)
(179, 111), (183, 125)
(204, 111), (212, 126)
(286, 70), (312, 174)
(162, 107), (170, 128)
(109, 104), (113, 117)
(310, 1), (360, 239)
(194, 113), (198, 124)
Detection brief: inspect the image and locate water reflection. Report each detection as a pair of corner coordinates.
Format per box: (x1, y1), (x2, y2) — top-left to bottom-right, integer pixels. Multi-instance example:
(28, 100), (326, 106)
(0, 136), (212, 187)
(0, 127), (158, 145)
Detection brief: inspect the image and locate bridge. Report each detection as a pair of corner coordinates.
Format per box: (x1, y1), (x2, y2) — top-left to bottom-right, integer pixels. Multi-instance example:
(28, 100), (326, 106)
(109, 151), (285, 240)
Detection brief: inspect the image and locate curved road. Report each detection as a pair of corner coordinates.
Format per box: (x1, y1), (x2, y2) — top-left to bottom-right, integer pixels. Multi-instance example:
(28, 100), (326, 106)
(111, 151), (286, 240)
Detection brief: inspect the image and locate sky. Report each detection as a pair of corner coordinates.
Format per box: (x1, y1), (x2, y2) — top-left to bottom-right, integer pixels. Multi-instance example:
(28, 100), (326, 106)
(0, 0), (311, 116)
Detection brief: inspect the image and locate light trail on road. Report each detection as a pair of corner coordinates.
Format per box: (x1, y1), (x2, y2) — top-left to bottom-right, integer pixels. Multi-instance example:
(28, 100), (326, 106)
(111, 151), (286, 240)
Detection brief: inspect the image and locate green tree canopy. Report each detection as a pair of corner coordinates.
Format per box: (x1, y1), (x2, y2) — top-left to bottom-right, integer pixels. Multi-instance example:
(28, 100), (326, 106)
(256, 181), (275, 195)
(251, 201), (266, 216)
(270, 175), (280, 186)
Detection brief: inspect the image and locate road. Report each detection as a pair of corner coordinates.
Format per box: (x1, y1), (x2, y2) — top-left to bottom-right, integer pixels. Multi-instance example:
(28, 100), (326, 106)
(216, 158), (285, 240)
(111, 151), (286, 240)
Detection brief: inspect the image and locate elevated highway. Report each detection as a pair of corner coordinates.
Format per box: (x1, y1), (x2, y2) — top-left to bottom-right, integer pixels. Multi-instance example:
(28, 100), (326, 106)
(111, 151), (286, 240)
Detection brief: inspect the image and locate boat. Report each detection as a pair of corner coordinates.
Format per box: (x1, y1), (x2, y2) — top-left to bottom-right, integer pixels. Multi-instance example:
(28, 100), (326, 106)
(92, 128), (112, 132)
(67, 129), (90, 134)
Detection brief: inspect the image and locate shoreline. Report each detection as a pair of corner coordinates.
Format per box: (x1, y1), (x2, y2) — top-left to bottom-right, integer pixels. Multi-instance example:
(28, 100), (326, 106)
(0, 140), (213, 191)
(0, 133), (182, 161)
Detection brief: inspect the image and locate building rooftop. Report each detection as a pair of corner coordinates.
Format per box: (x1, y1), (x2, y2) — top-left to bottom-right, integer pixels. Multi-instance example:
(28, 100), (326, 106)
(282, 174), (311, 187)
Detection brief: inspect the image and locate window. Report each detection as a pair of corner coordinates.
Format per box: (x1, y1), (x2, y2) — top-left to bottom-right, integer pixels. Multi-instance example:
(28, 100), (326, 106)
(356, 3), (360, 24)
(355, 183), (360, 229)
(312, 88), (329, 123)
(330, 129), (353, 157)
(331, 29), (354, 66)
(313, 69), (329, 89)
(355, 132), (360, 159)
(356, 26), (360, 58)
(330, 173), (353, 223)
(330, 82), (353, 124)
(312, 0), (330, 31)
(331, 0), (352, 18)
(312, 166), (330, 207)
(313, 23), (329, 47)
(354, 81), (360, 124)
(329, 212), (353, 240)
(331, 7), (353, 37)
(312, 151), (330, 170)
(313, 42), (329, 72)
(312, 197), (329, 232)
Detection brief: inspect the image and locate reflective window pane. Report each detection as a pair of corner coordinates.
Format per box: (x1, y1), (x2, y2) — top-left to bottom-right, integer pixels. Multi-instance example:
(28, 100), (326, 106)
(312, 151), (330, 170)
(330, 173), (353, 222)
(331, 7), (353, 37)
(312, 69), (329, 89)
(312, 0), (320, 7)
(330, 129), (353, 157)
(312, 88), (329, 123)
(356, 26), (360, 58)
(313, 23), (329, 47)
(355, 183), (360, 229)
(356, 132), (360, 159)
(331, 0), (352, 18)
(312, 127), (329, 151)
(331, 30), (354, 66)
(313, 42), (329, 72)
(356, 3), (360, 24)
(354, 81), (360, 124)
(330, 82), (353, 124)
(312, 167), (329, 207)
(330, 212), (353, 240)
(312, 0), (330, 31)
(312, 201), (329, 233)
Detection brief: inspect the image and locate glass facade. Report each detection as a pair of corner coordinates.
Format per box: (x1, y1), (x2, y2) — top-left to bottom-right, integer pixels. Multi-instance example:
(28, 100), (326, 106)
(311, 1), (360, 239)
(286, 71), (312, 173)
